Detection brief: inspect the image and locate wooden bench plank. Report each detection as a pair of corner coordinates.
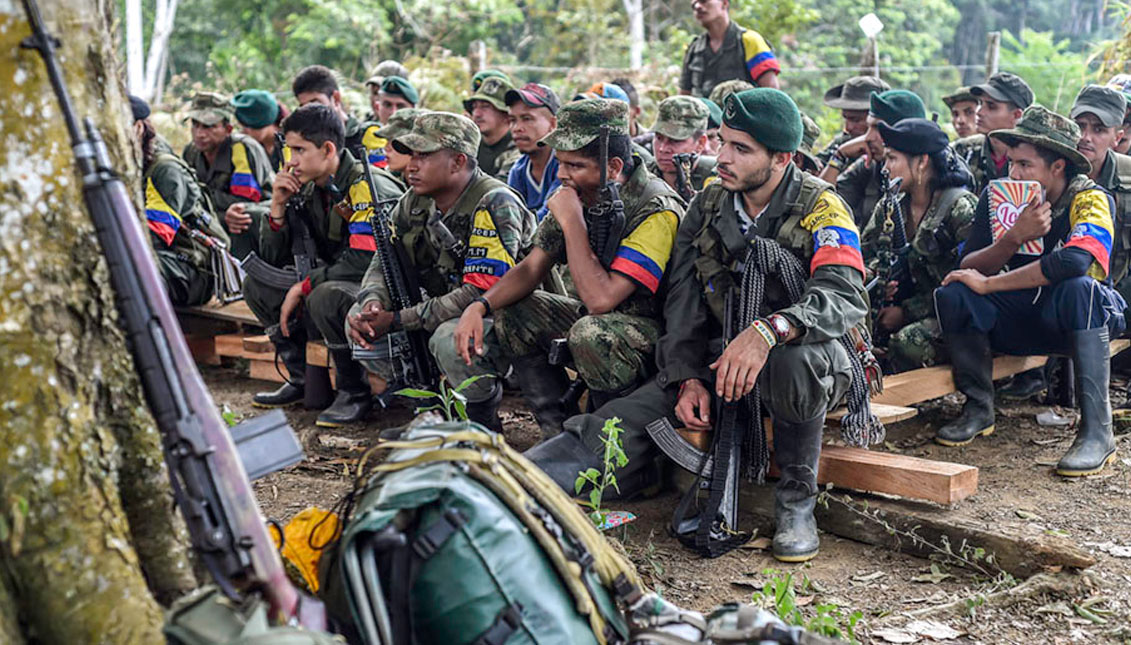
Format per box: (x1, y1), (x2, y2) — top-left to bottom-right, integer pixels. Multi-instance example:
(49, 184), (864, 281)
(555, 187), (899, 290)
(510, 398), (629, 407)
(873, 355), (1047, 407)
(827, 402), (918, 424)
(815, 445), (978, 505)
(176, 299), (259, 326)
(185, 335), (220, 366)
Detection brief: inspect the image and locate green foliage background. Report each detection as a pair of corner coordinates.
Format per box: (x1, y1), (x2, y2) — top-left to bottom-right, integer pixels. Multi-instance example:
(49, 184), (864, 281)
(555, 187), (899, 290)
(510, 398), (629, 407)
(132, 0), (1116, 149)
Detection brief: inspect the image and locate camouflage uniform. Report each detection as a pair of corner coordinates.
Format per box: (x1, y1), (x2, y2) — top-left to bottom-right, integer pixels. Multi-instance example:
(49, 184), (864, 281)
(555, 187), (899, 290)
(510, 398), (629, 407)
(951, 134), (1009, 196)
(344, 114), (389, 169)
(464, 76), (521, 180)
(144, 151), (231, 306)
(645, 96), (718, 196)
(862, 189), (977, 369)
(796, 113), (823, 174)
(1093, 150), (1131, 306)
(244, 148), (403, 401)
(353, 113), (536, 402)
(679, 21), (780, 98)
(836, 158), (884, 228)
(493, 100), (684, 394)
(182, 92), (274, 260)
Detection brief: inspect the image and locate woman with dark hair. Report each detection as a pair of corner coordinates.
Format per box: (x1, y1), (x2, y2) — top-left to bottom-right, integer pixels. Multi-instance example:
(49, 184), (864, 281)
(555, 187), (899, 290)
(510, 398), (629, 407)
(861, 117), (977, 371)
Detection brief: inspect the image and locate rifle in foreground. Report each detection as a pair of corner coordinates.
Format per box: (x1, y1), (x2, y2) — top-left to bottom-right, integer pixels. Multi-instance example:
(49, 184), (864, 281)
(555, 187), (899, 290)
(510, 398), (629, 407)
(587, 124), (627, 267)
(868, 165), (913, 330)
(351, 161), (438, 390)
(673, 152), (698, 202)
(21, 0), (322, 628)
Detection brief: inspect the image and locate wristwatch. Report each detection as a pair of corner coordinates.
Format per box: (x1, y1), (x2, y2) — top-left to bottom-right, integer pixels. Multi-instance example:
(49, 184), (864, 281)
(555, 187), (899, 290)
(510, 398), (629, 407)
(766, 314), (792, 344)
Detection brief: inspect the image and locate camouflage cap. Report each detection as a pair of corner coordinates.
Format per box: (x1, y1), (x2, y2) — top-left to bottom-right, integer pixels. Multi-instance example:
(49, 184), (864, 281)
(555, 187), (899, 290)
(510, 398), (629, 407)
(472, 69), (512, 93)
(971, 72), (1034, 109)
(708, 79), (755, 107)
(1070, 84), (1127, 129)
(1107, 74), (1131, 104)
(375, 108), (431, 141)
(800, 112), (821, 152)
(463, 76), (514, 113)
(391, 111), (480, 158)
(652, 96), (709, 140)
(824, 75), (891, 111)
(365, 60), (409, 87)
(989, 105), (1090, 174)
(184, 91), (233, 125)
(538, 98), (629, 151)
(942, 87), (977, 109)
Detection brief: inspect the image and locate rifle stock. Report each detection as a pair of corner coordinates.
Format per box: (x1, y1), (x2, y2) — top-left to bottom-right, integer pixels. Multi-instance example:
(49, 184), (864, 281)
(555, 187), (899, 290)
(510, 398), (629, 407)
(21, 0), (323, 628)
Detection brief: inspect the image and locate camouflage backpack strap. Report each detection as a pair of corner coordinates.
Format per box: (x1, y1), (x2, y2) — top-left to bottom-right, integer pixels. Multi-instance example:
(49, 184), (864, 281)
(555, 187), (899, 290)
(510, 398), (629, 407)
(777, 172), (832, 253)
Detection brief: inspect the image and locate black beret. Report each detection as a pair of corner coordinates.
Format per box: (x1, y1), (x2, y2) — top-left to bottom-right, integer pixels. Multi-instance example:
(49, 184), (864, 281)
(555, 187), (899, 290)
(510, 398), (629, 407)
(877, 118), (949, 156)
(129, 94), (150, 122)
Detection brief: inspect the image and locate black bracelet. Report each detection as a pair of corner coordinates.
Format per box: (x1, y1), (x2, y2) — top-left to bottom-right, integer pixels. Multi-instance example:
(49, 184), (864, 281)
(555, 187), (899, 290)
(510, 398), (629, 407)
(473, 296), (492, 316)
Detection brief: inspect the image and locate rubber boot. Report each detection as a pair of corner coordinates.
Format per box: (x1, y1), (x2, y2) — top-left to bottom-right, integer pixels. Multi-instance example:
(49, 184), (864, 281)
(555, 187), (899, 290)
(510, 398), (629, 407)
(253, 334), (307, 408)
(771, 416), (823, 563)
(1057, 328), (1117, 476)
(935, 332), (996, 446)
(997, 367), (1047, 401)
(512, 353), (576, 440)
(316, 350), (374, 428)
(465, 381), (504, 433)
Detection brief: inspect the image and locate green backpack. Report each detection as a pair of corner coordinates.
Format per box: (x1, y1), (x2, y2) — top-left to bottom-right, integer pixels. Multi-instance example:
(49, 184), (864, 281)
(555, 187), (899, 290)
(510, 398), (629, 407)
(320, 419), (644, 645)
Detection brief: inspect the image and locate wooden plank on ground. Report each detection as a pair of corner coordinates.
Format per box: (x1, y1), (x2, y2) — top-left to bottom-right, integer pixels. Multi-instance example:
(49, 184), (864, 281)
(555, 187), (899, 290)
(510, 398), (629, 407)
(185, 335), (220, 366)
(730, 484), (1094, 578)
(242, 335), (273, 354)
(827, 403), (918, 425)
(176, 299), (259, 326)
(249, 358), (287, 383)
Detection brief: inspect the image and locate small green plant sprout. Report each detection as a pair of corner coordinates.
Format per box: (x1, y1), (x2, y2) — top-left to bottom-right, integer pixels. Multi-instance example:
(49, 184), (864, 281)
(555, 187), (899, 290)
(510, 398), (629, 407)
(396, 375), (493, 422)
(574, 416), (628, 526)
(752, 568), (863, 643)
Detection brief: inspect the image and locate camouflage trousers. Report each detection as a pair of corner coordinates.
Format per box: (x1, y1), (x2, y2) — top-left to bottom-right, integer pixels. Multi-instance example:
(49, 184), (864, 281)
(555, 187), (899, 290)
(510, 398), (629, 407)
(887, 318), (946, 372)
(345, 302), (504, 403)
(562, 339), (853, 492)
(493, 290), (661, 392)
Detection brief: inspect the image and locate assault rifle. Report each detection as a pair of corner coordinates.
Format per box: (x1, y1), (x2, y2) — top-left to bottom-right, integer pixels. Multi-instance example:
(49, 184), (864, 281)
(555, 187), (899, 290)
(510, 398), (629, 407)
(587, 125), (627, 267)
(673, 152), (698, 202)
(22, 0), (322, 627)
(240, 169), (318, 290)
(351, 161), (438, 390)
(868, 165), (913, 325)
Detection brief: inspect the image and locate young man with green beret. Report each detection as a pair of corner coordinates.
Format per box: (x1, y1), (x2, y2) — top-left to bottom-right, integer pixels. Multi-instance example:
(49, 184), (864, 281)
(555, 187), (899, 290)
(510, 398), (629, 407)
(464, 75), (520, 180)
(346, 112), (536, 431)
(135, 95), (231, 306)
(232, 89), (286, 172)
(526, 89), (875, 563)
(376, 76), (418, 122)
(245, 104), (404, 428)
(943, 87), (978, 140)
(647, 95), (718, 200)
(679, 0), (780, 97)
(364, 59), (409, 120)
(182, 91), (274, 261)
(292, 65), (387, 169)
(820, 89), (927, 226)
(935, 106), (1125, 476)
(816, 75), (891, 167)
(952, 72), (1035, 195)
(453, 98), (684, 439)
(505, 82), (561, 222)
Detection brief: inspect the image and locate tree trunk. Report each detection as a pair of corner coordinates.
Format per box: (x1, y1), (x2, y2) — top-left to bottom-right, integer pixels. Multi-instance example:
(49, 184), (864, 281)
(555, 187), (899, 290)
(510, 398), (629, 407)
(622, 0), (644, 69)
(0, 1), (195, 641)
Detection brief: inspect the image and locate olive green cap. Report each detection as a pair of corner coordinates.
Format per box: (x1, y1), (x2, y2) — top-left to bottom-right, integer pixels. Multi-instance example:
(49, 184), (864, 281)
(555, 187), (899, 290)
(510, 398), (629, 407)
(391, 111), (480, 158)
(538, 98), (629, 151)
(1070, 84), (1128, 129)
(942, 87), (977, 109)
(472, 70), (512, 93)
(652, 96), (710, 140)
(463, 76), (513, 113)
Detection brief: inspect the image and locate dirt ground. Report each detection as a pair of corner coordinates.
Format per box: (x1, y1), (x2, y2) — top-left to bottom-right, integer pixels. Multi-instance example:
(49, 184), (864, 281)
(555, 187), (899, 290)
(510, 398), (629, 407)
(204, 364), (1131, 644)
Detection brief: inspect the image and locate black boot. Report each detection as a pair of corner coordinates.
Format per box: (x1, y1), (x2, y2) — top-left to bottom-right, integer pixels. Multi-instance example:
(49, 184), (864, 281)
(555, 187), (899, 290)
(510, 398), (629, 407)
(1058, 328), (1117, 476)
(316, 350), (374, 428)
(935, 332), (996, 446)
(465, 381), (504, 433)
(253, 333), (307, 408)
(997, 367), (1047, 401)
(772, 416), (823, 562)
(511, 354), (576, 439)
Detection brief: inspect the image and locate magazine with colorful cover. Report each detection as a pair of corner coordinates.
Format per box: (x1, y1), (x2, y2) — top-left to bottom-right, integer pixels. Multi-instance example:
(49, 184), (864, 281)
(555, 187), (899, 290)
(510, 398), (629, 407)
(988, 179), (1044, 255)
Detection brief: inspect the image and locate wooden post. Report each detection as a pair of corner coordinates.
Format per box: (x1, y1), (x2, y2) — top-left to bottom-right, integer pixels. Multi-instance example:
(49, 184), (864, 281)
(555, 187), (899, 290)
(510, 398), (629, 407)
(468, 40), (487, 76)
(860, 37), (880, 78)
(985, 31), (1001, 77)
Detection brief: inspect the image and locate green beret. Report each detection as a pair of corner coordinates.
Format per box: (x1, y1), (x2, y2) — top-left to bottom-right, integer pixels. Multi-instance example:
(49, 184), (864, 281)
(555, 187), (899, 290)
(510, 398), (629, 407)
(231, 89), (279, 129)
(722, 88), (802, 153)
(698, 97), (723, 130)
(869, 90), (926, 125)
(380, 76), (419, 106)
